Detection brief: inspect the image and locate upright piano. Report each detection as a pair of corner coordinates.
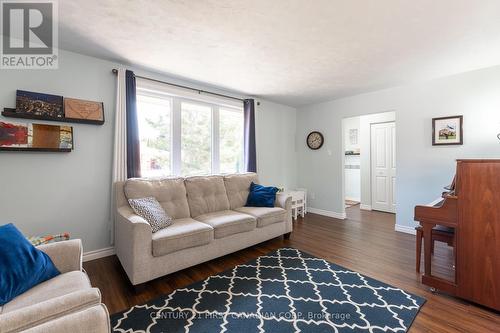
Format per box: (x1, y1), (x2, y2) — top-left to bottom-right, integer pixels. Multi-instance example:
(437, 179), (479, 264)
(414, 159), (500, 311)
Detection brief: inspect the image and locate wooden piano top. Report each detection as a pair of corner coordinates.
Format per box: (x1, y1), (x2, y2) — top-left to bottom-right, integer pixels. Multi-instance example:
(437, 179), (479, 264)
(456, 159), (500, 161)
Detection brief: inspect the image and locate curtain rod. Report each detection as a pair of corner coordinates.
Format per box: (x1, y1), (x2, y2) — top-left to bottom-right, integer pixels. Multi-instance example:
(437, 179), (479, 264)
(111, 68), (245, 102)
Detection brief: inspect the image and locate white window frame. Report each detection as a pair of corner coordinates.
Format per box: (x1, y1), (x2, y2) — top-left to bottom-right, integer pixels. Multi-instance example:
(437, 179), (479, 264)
(136, 79), (244, 177)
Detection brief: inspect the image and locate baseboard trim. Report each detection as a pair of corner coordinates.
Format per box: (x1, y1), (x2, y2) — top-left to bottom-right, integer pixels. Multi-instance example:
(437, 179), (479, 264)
(307, 207), (346, 219)
(394, 224), (416, 235)
(360, 204), (372, 211)
(83, 247), (115, 262)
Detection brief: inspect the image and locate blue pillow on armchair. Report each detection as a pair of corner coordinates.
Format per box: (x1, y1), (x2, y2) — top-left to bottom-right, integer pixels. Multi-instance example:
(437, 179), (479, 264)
(0, 223), (60, 305)
(246, 182), (279, 208)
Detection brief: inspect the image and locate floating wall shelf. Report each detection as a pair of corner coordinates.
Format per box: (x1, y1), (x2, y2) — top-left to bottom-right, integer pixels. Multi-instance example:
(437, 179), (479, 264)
(0, 147), (72, 152)
(2, 108), (105, 125)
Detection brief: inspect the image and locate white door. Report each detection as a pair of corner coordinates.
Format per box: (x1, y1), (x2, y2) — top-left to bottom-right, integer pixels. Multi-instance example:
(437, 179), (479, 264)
(371, 122), (396, 213)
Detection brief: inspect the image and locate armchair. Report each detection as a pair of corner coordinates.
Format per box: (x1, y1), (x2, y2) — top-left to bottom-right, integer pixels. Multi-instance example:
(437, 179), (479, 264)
(0, 239), (110, 333)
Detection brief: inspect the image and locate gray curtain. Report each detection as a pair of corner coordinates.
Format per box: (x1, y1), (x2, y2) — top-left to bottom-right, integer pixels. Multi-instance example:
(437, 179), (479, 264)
(244, 99), (257, 172)
(125, 70), (141, 178)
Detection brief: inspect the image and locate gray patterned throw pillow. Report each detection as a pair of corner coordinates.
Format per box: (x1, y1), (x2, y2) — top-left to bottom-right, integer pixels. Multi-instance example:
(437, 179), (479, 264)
(128, 197), (173, 232)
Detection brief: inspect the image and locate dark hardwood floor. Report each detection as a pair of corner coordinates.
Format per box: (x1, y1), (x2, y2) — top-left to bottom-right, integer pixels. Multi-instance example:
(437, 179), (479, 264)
(84, 206), (500, 332)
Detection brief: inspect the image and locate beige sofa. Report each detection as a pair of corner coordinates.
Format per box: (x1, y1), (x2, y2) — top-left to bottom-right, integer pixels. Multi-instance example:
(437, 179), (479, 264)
(115, 173), (292, 285)
(0, 239), (110, 333)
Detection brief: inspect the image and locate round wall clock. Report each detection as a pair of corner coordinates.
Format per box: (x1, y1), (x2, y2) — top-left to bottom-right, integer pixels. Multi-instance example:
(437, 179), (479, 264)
(307, 131), (324, 150)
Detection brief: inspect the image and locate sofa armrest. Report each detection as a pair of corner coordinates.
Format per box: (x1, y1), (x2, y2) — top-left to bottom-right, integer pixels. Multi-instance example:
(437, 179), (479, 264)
(0, 288), (103, 333)
(276, 193), (293, 233)
(37, 239), (82, 273)
(117, 206), (152, 228)
(115, 206), (153, 285)
(21, 304), (110, 333)
(275, 193), (292, 211)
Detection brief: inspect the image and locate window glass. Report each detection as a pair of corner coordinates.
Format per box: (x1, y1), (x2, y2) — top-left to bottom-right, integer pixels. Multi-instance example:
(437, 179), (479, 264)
(219, 107), (244, 173)
(181, 102), (212, 175)
(137, 94), (172, 177)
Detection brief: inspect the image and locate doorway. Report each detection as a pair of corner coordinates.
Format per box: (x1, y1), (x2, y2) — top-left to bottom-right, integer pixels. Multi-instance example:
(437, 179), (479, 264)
(343, 116), (361, 210)
(342, 111), (396, 218)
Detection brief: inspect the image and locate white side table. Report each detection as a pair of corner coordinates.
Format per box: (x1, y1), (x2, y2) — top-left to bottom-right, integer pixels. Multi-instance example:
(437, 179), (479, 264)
(295, 188), (308, 214)
(282, 190), (306, 220)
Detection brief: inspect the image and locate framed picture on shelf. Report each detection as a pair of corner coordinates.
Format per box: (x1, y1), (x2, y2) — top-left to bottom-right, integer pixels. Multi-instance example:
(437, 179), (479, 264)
(0, 122), (28, 147)
(15, 90), (64, 118)
(349, 128), (358, 145)
(432, 115), (463, 146)
(64, 98), (105, 122)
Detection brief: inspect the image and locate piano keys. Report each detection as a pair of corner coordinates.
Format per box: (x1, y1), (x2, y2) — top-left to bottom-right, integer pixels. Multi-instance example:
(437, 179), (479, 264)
(414, 159), (500, 311)
(426, 196), (445, 207)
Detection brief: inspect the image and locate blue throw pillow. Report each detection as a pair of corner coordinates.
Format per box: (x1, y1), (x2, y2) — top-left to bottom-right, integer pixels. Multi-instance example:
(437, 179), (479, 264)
(246, 182), (279, 208)
(0, 224), (60, 305)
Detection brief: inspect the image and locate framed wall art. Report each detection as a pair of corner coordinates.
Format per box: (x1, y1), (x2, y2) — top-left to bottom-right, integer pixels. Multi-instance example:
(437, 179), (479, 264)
(349, 128), (358, 145)
(64, 98), (105, 123)
(15, 90), (64, 118)
(432, 115), (463, 146)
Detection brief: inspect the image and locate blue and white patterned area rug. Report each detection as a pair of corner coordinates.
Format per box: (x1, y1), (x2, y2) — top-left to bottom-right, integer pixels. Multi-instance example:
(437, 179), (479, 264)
(111, 248), (425, 332)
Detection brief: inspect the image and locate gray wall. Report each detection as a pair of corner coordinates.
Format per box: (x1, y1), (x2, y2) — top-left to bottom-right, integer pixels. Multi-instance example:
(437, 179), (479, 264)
(256, 100), (297, 189)
(0, 51), (116, 251)
(0, 50), (298, 252)
(297, 65), (500, 231)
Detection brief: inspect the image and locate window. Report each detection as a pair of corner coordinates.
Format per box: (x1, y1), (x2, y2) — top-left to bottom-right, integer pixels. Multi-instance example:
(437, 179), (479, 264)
(136, 79), (244, 177)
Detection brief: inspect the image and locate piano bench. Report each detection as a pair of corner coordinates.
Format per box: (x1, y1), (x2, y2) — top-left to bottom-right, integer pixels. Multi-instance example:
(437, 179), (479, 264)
(415, 225), (455, 273)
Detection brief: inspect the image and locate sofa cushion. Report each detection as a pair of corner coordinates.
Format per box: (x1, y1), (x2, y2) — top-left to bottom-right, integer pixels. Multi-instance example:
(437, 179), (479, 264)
(223, 173), (259, 209)
(124, 178), (190, 219)
(185, 176), (230, 217)
(2, 271), (91, 313)
(235, 206), (287, 228)
(195, 210), (256, 239)
(152, 218), (214, 256)
(128, 197), (172, 232)
(0, 223), (60, 306)
(245, 182), (279, 208)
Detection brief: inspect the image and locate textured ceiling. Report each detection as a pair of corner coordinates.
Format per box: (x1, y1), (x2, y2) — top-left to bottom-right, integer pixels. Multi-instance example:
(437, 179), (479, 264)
(59, 0), (500, 106)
